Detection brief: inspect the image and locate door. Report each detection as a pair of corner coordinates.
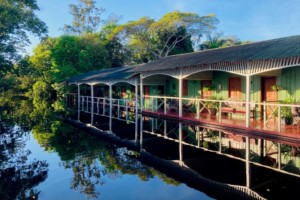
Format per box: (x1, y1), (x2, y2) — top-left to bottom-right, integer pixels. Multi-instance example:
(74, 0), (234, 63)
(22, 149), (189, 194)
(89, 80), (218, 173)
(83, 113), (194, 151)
(144, 86), (150, 96)
(261, 77), (277, 117)
(262, 77), (277, 102)
(228, 77), (241, 99)
(201, 80), (212, 98)
(182, 80), (188, 96)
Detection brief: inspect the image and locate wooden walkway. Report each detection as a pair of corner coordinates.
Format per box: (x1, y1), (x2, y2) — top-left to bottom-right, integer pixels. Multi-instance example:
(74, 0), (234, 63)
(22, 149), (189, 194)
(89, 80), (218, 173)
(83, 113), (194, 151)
(142, 109), (300, 147)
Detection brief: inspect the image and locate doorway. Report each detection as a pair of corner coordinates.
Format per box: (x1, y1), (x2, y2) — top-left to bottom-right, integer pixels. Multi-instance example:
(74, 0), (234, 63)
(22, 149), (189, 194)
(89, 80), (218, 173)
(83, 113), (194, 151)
(261, 77), (277, 118)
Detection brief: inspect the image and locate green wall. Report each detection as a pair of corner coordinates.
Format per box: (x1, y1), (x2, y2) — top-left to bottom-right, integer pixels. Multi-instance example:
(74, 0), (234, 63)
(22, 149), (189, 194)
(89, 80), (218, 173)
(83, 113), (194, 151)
(278, 67), (300, 101)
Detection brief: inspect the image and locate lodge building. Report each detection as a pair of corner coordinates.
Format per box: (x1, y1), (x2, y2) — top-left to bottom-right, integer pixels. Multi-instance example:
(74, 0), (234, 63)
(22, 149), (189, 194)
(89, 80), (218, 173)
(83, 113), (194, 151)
(66, 35), (300, 144)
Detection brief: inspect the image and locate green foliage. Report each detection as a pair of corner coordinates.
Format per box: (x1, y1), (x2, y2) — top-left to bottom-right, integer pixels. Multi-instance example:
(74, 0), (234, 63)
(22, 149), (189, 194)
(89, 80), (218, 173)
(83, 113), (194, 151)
(32, 81), (55, 104)
(50, 34), (110, 83)
(199, 32), (243, 50)
(63, 0), (105, 34)
(109, 11), (218, 63)
(0, 0), (47, 67)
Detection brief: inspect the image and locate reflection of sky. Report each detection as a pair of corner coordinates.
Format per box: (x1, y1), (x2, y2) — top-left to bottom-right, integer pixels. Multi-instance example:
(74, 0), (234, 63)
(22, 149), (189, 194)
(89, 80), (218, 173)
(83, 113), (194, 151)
(101, 175), (212, 200)
(25, 131), (212, 200)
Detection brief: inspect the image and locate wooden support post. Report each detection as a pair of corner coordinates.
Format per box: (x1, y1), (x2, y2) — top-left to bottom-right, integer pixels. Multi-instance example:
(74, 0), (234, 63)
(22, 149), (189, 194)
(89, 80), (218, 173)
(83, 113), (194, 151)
(102, 98), (105, 115)
(135, 79), (138, 116)
(245, 136), (251, 188)
(97, 98), (99, 114)
(117, 99), (120, 119)
(263, 101), (266, 126)
(109, 84), (112, 117)
(219, 131), (222, 153)
(218, 101), (222, 122)
(140, 75), (144, 112)
(140, 115), (143, 151)
(278, 105), (281, 132)
(151, 97), (154, 112)
(164, 97), (167, 114)
(164, 120), (167, 138)
(179, 77), (183, 117)
(91, 85), (94, 125)
(245, 75), (251, 128)
(196, 100), (200, 119)
(278, 143), (281, 169)
(179, 122), (183, 166)
(135, 113), (138, 143)
(109, 84), (112, 133)
(77, 84), (80, 121)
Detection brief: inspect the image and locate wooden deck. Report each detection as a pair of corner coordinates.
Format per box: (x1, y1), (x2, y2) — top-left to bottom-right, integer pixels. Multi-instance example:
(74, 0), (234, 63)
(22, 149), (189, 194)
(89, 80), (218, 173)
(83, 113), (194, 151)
(142, 109), (300, 147)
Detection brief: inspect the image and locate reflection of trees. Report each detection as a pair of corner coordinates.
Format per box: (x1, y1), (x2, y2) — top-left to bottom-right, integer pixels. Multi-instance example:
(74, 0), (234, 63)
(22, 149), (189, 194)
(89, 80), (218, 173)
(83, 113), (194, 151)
(2, 97), (179, 199)
(41, 121), (179, 199)
(0, 119), (48, 200)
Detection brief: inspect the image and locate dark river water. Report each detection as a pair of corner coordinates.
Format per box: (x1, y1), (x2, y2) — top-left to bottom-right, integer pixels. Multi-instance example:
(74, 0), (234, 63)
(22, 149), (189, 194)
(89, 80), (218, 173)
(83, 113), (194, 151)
(0, 98), (211, 200)
(1, 98), (300, 199)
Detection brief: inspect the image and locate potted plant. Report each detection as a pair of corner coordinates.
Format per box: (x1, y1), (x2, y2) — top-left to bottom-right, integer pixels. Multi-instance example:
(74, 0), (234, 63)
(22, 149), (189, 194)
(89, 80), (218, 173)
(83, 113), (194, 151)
(271, 84), (283, 92)
(276, 97), (298, 125)
(207, 95), (219, 116)
(203, 84), (213, 92)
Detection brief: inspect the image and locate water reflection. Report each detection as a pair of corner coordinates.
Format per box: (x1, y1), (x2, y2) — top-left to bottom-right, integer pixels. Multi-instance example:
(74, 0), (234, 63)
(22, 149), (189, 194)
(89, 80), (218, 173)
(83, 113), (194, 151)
(2, 98), (194, 200)
(141, 116), (300, 199)
(71, 102), (300, 199)
(0, 97), (48, 200)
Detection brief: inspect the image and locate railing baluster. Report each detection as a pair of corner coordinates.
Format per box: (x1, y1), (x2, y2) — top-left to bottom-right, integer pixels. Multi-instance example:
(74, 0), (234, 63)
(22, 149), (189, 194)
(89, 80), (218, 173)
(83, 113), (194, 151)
(164, 97), (167, 114)
(278, 105), (281, 132)
(117, 99), (120, 119)
(218, 101), (222, 122)
(263, 101), (266, 126)
(102, 98), (105, 115)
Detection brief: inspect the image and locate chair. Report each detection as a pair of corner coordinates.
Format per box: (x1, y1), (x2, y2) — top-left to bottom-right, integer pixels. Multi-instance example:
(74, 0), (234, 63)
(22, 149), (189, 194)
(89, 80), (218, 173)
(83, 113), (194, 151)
(292, 106), (300, 127)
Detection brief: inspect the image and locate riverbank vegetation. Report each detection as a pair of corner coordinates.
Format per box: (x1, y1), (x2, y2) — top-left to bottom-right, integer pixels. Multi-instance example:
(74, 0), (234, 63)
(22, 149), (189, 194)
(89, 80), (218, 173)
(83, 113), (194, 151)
(0, 0), (245, 115)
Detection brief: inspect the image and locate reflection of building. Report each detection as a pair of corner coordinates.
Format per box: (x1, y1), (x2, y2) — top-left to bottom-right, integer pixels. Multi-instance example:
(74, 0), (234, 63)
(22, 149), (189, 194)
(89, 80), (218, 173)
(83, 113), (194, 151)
(66, 35), (300, 141)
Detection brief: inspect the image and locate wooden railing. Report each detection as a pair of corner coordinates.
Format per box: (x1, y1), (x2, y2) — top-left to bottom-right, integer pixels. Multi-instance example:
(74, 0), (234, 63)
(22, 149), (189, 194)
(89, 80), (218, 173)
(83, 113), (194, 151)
(143, 95), (300, 132)
(66, 94), (300, 132)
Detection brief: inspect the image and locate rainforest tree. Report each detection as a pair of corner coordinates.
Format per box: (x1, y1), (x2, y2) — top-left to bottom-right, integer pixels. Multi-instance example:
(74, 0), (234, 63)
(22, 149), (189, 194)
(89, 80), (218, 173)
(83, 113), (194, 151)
(109, 11), (218, 62)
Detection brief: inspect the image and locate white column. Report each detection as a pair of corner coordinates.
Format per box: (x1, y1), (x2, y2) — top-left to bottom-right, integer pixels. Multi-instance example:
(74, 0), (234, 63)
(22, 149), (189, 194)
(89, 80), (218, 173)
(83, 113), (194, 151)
(164, 120), (167, 138)
(140, 115), (143, 151)
(109, 84), (113, 133)
(179, 122), (183, 166)
(135, 79), (138, 116)
(219, 131), (222, 153)
(140, 75), (144, 112)
(135, 112), (138, 143)
(245, 75), (251, 128)
(77, 84), (80, 121)
(179, 77), (183, 117)
(278, 143), (281, 169)
(91, 85), (94, 125)
(245, 136), (251, 188)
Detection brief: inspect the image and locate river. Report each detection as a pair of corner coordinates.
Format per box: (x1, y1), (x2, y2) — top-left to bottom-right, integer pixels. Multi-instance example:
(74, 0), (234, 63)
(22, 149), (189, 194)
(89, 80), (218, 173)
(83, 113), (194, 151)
(1, 98), (300, 199)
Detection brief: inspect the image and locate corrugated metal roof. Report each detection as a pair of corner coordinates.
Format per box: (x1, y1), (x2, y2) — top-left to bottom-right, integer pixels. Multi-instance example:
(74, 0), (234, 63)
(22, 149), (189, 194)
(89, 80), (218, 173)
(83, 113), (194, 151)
(67, 66), (140, 84)
(67, 35), (300, 84)
(132, 35), (300, 72)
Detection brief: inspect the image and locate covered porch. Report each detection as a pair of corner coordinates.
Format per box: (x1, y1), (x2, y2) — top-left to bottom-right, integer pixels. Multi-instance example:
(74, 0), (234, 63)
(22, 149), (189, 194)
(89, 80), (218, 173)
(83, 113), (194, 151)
(135, 44), (300, 139)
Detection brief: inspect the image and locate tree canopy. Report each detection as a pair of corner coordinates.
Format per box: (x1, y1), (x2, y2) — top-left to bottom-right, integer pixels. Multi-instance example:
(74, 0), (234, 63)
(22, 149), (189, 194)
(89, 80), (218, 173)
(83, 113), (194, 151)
(109, 11), (218, 62)
(63, 0), (105, 35)
(0, 0), (47, 67)
(199, 32), (250, 50)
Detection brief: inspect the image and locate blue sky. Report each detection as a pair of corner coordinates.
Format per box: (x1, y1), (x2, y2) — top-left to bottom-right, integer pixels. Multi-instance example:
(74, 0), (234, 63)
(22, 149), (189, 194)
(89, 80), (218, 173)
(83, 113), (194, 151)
(27, 0), (300, 54)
